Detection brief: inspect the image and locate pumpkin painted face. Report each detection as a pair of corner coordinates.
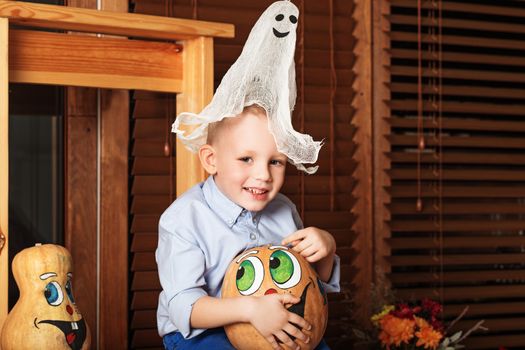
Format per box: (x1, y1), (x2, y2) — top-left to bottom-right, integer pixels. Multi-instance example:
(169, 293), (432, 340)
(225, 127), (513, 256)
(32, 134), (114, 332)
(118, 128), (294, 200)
(0, 244), (90, 350)
(222, 244), (328, 350)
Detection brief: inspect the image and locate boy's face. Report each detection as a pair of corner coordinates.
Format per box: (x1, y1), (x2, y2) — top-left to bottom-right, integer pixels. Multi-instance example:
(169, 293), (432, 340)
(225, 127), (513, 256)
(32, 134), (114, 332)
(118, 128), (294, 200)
(203, 109), (287, 212)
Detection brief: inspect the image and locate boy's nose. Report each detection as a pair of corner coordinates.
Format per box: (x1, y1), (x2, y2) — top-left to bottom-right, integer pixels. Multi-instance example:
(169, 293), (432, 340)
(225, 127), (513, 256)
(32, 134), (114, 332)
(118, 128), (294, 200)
(254, 163), (272, 182)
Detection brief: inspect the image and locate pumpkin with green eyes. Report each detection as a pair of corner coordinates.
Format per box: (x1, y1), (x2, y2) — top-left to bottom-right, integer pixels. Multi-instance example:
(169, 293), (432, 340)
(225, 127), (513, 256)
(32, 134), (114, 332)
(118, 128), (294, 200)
(0, 244), (90, 350)
(222, 244), (328, 350)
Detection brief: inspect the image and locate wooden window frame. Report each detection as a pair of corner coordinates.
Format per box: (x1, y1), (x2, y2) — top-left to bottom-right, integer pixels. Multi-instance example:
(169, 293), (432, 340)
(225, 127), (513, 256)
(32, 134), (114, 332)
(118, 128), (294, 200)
(0, 0), (233, 344)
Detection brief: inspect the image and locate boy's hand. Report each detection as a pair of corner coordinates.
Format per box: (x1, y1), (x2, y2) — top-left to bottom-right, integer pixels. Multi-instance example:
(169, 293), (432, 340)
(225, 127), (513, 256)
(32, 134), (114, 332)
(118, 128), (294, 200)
(245, 294), (311, 350)
(282, 227), (336, 263)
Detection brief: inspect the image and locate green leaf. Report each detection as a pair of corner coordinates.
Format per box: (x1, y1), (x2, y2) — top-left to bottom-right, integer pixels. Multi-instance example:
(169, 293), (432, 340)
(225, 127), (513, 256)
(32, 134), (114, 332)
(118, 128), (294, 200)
(450, 331), (462, 343)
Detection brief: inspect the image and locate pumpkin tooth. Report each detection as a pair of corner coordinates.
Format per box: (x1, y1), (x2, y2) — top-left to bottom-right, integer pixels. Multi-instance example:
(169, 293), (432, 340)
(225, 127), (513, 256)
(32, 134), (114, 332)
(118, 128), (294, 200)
(72, 321), (78, 330)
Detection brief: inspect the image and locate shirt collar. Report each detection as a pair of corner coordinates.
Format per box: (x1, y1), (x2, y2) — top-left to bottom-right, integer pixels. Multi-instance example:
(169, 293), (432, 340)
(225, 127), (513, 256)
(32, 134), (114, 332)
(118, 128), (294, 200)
(202, 176), (245, 227)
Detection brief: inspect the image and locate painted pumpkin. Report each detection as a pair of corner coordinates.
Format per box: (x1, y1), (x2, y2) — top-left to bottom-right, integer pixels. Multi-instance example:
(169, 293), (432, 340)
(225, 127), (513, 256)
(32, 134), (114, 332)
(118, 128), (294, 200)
(0, 244), (90, 350)
(222, 244), (328, 350)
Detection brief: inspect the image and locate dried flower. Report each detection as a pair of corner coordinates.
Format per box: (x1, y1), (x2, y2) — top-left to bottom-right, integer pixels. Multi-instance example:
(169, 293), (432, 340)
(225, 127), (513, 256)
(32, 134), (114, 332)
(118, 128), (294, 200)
(379, 314), (416, 347)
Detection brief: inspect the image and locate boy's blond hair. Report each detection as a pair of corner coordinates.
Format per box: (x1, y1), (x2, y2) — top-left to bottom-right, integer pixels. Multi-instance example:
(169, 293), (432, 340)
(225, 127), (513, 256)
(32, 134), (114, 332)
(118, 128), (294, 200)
(206, 104), (267, 145)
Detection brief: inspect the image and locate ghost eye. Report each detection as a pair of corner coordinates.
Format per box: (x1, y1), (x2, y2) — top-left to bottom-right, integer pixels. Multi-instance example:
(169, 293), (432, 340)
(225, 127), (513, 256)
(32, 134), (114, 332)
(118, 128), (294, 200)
(65, 280), (75, 303)
(289, 15), (298, 24)
(275, 14), (284, 21)
(270, 250), (301, 289)
(236, 256), (264, 295)
(44, 281), (64, 306)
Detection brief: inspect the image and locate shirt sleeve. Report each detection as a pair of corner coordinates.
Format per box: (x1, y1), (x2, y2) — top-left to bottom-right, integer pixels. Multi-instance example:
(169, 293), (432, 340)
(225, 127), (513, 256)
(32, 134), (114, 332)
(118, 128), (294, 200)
(289, 201), (341, 293)
(156, 215), (208, 339)
(321, 254), (341, 293)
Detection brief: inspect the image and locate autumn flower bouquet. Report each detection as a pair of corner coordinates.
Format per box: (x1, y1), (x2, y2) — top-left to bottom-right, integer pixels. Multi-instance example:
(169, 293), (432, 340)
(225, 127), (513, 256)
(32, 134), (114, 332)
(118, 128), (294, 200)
(369, 299), (486, 350)
(371, 299), (443, 349)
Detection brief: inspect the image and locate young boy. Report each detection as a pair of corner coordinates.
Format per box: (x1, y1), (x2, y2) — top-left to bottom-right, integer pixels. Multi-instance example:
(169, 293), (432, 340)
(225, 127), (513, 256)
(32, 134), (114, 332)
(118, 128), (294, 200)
(156, 105), (340, 350)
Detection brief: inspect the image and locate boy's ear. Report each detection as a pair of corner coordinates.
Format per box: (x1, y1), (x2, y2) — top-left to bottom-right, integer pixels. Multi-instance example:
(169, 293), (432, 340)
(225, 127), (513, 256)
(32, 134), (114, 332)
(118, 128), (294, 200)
(199, 144), (217, 175)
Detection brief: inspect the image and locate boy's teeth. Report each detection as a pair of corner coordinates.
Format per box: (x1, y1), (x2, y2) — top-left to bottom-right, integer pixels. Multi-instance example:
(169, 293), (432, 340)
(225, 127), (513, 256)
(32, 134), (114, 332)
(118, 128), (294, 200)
(247, 188), (266, 194)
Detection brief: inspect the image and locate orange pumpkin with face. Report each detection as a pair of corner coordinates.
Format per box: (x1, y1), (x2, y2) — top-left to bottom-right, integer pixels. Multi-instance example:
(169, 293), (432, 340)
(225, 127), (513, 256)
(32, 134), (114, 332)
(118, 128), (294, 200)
(222, 244), (328, 350)
(0, 244), (90, 350)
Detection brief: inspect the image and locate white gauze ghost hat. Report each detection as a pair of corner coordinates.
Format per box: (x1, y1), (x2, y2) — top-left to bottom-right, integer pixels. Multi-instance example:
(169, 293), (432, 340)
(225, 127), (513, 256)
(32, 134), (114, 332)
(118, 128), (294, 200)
(172, 0), (322, 174)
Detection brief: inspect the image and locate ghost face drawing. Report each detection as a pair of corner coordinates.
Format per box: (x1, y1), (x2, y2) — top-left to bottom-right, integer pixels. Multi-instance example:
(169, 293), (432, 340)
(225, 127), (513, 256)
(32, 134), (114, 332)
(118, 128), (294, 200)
(272, 10), (298, 38)
(0, 244), (90, 350)
(260, 1), (299, 45)
(222, 245), (328, 350)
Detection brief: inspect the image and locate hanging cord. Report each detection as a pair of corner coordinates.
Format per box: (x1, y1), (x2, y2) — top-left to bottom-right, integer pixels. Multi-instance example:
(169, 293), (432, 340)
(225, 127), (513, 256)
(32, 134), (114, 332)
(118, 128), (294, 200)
(329, 0), (337, 211)
(437, 0), (444, 316)
(298, 0), (305, 218)
(428, 0), (444, 309)
(416, 0), (424, 212)
(192, 0), (198, 20)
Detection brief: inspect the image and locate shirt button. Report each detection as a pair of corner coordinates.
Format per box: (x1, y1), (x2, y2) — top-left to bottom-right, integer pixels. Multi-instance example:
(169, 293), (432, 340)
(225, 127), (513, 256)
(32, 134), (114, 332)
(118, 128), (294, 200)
(250, 233), (256, 240)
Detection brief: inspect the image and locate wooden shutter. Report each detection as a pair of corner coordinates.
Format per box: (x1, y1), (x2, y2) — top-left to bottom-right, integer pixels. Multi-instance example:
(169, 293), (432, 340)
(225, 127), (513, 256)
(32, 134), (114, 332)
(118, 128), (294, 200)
(385, 1), (525, 348)
(130, 90), (174, 349)
(130, 0), (355, 349)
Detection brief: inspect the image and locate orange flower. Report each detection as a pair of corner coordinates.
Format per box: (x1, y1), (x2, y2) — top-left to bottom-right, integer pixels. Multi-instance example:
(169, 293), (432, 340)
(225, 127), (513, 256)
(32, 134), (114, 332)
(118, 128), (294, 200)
(379, 314), (415, 348)
(414, 317), (443, 350)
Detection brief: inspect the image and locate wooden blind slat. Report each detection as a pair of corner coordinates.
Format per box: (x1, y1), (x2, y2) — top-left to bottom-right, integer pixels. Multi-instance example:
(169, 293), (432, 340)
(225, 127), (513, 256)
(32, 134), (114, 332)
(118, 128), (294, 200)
(387, 236), (525, 249)
(131, 252), (157, 272)
(131, 291), (160, 311)
(388, 254), (525, 266)
(389, 185), (525, 198)
(391, 0), (525, 18)
(389, 135), (525, 149)
(389, 152), (525, 166)
(389, 201), (525, 215)
(390, 48), (525, 68)
(131, 233), (159, 252)
(389, 14), (525, 35)
(389, 270), (525, 283)
(388, 116), (525, 133)
(390, 82), (525, 100)
(390, 220), (525, 232)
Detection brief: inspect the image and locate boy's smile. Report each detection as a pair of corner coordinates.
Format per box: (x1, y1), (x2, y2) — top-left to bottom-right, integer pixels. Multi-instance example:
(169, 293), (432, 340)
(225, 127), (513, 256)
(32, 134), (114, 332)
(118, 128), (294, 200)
(199, 106), (286, 212)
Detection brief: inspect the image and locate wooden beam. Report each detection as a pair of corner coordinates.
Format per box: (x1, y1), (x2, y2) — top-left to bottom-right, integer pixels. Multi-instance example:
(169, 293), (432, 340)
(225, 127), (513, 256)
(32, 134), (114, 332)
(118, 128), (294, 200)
(65, 87), (98, 347)
(9, 30), (183, 93)
(98, 0), (128, 345)
(350, 0), (374, 324)
(0, 17), (8, 331)
(0, 0), (234, 40)
(176, 37), (213, 195)
(99, 89), (129, 349)
(372, 0), (392, 288)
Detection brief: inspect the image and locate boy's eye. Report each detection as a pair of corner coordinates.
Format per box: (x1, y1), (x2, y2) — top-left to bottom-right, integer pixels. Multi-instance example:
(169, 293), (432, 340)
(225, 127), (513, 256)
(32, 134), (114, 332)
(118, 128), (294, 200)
(270, 159), (284, 166)
(239, 157), (252, 163)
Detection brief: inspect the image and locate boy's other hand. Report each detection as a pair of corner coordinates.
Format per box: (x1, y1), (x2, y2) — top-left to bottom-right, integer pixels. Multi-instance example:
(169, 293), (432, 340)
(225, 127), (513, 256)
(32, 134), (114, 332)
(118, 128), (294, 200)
(282, 227), (336, 263)
(245, 293), (311, 350)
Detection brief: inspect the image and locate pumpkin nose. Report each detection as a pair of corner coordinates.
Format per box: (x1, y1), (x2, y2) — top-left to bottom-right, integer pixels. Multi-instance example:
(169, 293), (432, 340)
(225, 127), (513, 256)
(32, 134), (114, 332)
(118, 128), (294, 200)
(66, 304), (73, 315)
(265, 288), (277, 295)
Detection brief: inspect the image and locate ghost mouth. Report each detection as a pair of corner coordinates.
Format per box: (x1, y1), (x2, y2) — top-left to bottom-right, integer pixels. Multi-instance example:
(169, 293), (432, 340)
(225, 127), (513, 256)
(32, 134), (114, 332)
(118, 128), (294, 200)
(37, 318), (87, 350)
(273, 28), (290, 38)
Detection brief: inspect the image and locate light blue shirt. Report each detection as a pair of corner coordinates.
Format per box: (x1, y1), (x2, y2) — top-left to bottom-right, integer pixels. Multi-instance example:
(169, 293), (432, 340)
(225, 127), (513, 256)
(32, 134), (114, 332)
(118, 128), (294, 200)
(156, 176), (340, 338)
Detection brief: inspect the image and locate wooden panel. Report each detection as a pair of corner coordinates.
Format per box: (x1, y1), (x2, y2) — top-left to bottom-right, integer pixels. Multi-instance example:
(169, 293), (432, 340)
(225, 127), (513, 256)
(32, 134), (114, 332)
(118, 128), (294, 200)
(9, 30), (183, 93)
(99, 89), (129, 349)
(175, 36), (213, 195)
(0, 17), (8, 330)
(0, 0), (234, 40)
